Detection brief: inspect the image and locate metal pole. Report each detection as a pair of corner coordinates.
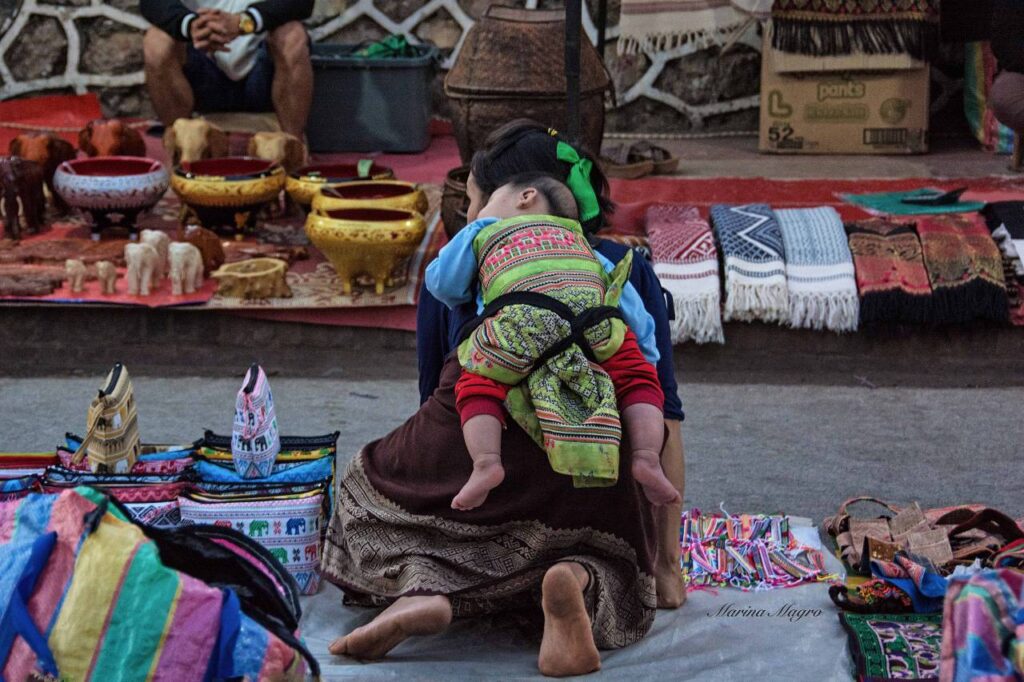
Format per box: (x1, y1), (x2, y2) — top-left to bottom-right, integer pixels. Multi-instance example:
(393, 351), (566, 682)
(597, 0), (608, 57)
(565, 0), (582, 144)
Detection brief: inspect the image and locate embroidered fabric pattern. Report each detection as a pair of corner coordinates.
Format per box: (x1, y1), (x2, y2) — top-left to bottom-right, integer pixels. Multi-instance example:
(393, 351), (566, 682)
(839, 612), (943, 682)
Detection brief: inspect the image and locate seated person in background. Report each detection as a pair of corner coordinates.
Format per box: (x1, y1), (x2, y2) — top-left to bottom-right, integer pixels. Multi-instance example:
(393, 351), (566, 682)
(140, 0), (314, 137)
(990, 0), (1024, 136)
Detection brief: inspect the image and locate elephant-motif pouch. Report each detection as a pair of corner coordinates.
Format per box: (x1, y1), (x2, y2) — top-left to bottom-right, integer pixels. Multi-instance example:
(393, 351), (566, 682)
(232, 363), (280, 479)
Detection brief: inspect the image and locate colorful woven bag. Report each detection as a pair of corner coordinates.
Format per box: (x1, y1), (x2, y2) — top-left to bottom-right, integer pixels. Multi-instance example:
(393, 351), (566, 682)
(0, 488), (318, 680)
(232, 364), (281, 479)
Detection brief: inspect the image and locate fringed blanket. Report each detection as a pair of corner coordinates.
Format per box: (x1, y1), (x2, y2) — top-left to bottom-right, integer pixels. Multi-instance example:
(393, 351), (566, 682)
(618, 0), (746, 55)
(839, 612), (943, 682)
(645, 204), (723, 344)
(845, 219), (932, 325)
(915, 214), (1008, 325)
(983, 201), (1024, 281)
(776, 207), (859, 332)
(709, 203), (789, 324)
(771, 0), (940, 61)
(680, 509), (834, 591)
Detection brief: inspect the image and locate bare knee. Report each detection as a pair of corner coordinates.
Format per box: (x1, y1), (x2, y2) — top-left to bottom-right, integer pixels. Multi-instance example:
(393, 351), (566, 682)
(266, 22), (310, 69)
(143, 27), (185, 71)
(991, 72), (1024, 133)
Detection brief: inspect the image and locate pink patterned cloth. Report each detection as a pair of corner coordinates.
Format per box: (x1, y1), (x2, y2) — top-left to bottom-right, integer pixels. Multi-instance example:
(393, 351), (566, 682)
(645, 204), (723, 344)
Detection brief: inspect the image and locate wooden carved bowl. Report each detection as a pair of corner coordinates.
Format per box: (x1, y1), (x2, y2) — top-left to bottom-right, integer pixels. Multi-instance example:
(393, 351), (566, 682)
(285, 161), (395, 209)
(305, 207), (426, 295)
(53, 156), (169, 237)
(311, 181), (428, 216)
(171, 157), (285, 235)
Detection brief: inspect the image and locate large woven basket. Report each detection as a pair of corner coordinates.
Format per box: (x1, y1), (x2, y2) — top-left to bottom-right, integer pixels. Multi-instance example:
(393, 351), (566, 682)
(444, 7), (611, 163)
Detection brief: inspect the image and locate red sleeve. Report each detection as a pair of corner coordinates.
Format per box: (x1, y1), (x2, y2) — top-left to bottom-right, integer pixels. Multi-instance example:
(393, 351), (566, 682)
(601, 330), (664, 410)
(454, 370), (511, 426)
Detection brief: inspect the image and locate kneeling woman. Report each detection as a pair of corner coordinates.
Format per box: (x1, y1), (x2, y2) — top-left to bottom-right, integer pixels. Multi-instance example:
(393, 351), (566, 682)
(321, 121), (683, 676)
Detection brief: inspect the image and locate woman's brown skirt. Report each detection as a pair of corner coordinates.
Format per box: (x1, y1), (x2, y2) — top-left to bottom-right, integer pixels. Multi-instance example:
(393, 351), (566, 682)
(321, 357), (658, 649)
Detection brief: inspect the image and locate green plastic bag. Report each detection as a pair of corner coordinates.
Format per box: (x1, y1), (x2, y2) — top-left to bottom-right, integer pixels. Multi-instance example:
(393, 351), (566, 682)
(356, 35), (417, 59)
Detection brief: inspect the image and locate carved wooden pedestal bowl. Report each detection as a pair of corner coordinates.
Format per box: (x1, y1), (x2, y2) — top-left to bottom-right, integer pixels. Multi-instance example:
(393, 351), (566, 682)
(311, 181), (428, 216)
(285, 162), (394, 212)
(171, 157), (284, 236)
(53, 157), (169, 240)
(305, 207), (426, 295)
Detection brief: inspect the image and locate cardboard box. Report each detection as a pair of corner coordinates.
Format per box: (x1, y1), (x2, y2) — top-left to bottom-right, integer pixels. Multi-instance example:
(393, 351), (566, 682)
(759, 45), (930, 155)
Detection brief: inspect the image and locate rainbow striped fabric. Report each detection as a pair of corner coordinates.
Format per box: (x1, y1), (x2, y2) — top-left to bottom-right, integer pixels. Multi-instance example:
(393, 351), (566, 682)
(680, 508), (835, 591)
(0, 488), (307, 680)
(940, 568), (1024, 682)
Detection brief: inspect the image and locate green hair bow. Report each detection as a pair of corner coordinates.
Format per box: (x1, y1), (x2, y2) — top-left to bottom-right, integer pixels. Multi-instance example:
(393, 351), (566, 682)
(555, 141), (600, 223)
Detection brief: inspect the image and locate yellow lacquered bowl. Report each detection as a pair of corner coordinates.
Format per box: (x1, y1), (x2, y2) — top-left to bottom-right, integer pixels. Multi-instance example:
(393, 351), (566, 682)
(285, 162), (394, 208)
(311, 180), (428, 216)
(305, 207), (426, 295)
(171, 157), (285, 234)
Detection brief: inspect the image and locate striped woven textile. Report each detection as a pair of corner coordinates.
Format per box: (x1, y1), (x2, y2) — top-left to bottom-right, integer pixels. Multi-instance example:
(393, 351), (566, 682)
(0, 488), (307, 680)
(845, 218), (933, 325)
(618, 0), (747, 55)
(709, 203), (789, 324)
(940, 568), (1024, 682)
(645, 204), (723, 344)
(776, 207), (859, 332)
(680, 508), (834, 591)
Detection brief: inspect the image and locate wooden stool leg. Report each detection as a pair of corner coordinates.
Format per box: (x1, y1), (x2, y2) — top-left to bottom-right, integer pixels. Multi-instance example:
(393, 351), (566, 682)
(1012, 132), (1023, 172)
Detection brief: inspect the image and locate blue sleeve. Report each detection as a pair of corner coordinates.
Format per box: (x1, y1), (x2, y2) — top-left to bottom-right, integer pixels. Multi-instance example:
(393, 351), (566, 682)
(424, 218), (495, 310)
(596, 241), (685, 421)
(594, 251), (659, 366)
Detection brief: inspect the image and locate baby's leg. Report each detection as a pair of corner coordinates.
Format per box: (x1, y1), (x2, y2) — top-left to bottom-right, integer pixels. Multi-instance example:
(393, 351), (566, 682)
(622, 402), (680, 506)
(452, 414), (506, 510)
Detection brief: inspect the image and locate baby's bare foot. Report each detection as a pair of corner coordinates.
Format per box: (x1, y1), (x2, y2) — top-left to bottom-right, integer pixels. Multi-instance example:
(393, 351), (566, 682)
(451, 454), (505, 510)
(631, 449), (681, 506)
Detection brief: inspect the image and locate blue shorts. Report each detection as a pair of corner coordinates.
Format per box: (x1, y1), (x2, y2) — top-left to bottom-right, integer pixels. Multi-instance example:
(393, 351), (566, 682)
(184, 42), (274, 113)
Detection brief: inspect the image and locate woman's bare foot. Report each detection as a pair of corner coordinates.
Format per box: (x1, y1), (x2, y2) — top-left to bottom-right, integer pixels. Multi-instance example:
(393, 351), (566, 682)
(655, 562), (687, 609)
(538, 563), (601, 677)
(451, 454), (505, 510)
(631, 449), (682, 506)
(328, 595), (452, 660)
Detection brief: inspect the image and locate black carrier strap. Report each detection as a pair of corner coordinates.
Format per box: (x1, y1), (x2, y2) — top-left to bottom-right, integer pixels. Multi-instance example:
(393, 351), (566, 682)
(456, 291), (623, 367)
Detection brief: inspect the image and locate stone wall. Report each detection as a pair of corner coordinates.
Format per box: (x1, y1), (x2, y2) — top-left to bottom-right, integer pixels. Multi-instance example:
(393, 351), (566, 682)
(3, 1), (959, 137)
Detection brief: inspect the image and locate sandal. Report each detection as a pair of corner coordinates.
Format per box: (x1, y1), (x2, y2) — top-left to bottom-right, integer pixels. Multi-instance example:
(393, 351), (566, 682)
(630, 140), (680, 175)
(600, 143), (654, 179)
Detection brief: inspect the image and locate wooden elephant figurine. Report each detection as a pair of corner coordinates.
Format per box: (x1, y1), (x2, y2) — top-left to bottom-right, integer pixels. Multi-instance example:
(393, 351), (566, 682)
(95, 260), (118, 294)
(79, 119), (146, 157)
(247, 132), (307, 174)
(65, 259), (87, 293)
(163, 118), (229, 165)
(181, 224), (225, 275)
(124, 242), (159, 296)
(168, 241), (204, 295)
(9, 133), (76, 213)
(0, 156), (46, 240)
(139, 228), (170, 284)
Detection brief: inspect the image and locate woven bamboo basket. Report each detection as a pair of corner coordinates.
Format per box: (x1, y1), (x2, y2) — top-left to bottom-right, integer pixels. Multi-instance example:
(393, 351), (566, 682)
(441, 165), (470, 237)
(444, 7), (611, 163)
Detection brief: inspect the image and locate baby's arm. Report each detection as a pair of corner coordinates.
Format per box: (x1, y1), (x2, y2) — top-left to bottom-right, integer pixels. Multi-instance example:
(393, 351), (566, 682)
(425, 217), (498, 309)
(594, 251), (660, 365)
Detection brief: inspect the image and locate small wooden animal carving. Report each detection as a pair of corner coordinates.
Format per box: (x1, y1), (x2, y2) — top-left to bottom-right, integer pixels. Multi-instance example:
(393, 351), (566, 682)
(139, 228), (171, 284)
(0, 156), (46, 240)
(9, 133), (76, 213)
(96, 260), (117, 294)
(168, 241), (203, 295)
(181, 224), (225, 275)
(247, 132), (307, 174)
(65, 258), (87, 292)
(164, 118), (230, 165)
(124, 242), (159, 296)
(212, 258), (292, 299)
(79, 120), (146, 157)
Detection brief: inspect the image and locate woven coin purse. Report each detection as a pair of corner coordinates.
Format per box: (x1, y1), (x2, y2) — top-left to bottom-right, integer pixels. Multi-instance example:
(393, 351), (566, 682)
(232, 364), (281, 479)
(73, 362), (141, 474)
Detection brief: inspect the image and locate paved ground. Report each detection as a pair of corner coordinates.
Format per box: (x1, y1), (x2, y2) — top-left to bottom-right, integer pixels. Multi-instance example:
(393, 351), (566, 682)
(4, 375), (1020, 521)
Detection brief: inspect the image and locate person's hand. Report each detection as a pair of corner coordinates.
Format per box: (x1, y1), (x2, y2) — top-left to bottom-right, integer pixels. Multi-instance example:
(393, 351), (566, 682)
(190, 9), (240, 53)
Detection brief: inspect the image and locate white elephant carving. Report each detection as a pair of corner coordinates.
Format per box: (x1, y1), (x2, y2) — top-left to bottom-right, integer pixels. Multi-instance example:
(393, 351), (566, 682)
(169, 241), (204, 295)
(124, 242), (159, 296)
(95, 260), (117, 294)
(140, 229), (171, 284)
(65, 259), (87, 293)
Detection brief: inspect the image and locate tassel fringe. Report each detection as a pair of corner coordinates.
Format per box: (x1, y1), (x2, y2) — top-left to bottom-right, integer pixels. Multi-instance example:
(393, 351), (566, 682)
(770, 18), (938, 61)
(617, 23), (747, 56)
(723, 281), (789, 324)
(788, 291), (859, 332)
(669, 291), (725, 345)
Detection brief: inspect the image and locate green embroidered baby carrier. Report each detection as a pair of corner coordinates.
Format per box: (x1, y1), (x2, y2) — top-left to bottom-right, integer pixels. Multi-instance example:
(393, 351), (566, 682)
(457, 215), (633, 487)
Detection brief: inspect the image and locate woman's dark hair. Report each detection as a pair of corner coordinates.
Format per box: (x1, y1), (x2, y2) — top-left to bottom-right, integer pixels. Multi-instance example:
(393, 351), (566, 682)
(470, 119), (614, 234)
